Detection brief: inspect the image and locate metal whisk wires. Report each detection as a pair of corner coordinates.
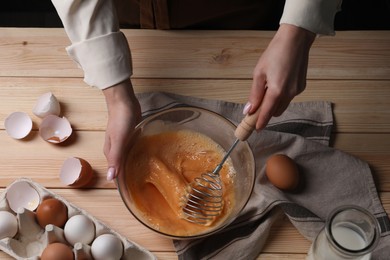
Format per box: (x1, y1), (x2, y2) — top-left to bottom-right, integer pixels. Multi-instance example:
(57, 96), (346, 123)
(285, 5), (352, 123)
(182, 139), (239, 225)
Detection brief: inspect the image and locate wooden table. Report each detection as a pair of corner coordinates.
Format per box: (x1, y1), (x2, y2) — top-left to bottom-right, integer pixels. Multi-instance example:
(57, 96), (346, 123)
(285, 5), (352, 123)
(0, 28), (389, 259)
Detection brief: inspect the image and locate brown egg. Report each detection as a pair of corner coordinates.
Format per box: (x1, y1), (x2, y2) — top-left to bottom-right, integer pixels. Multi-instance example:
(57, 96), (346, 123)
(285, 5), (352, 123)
(36, 198), (68, 228)
(265, 154), (299, 191)
(41, 243), (74, 260)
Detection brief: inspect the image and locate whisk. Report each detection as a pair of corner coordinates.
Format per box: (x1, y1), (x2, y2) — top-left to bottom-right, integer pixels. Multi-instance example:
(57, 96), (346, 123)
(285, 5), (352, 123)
(182, 107), (260, 225)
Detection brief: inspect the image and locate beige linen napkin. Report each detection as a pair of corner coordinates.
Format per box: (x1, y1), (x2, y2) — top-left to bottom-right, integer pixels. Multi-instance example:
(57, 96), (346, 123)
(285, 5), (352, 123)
(136, 92), (390, 260)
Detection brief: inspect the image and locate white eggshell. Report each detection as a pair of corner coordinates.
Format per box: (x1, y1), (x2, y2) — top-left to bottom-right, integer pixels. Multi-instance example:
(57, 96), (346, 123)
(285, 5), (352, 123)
(60, 157), (93, 188)
(32, 92), (61, 118)
(64, 214), (95, 245)
(4, 112), (33, 139)
(0, 211), (18, 239)
(5, 181), (40, 213)
(39, 115), (72, 143)
(91, 234), (123, 260)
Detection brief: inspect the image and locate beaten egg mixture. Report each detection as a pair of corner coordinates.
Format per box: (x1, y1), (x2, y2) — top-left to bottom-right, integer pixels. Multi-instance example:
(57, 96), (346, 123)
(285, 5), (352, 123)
(125, 129), (236, 236)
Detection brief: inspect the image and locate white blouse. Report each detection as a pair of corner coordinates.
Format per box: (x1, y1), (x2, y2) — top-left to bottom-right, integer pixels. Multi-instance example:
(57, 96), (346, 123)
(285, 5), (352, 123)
(51, 0), (342, 90)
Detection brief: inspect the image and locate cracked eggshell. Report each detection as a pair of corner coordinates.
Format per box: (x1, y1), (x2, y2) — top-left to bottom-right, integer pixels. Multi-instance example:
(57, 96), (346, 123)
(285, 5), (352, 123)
(60, 157), (93, 188)
(4, 112), (33, 139)
(6, 181), (41, 213)
(32, 92), (61, 118)
(39, 115), (72, 144)
(0, 211), (18, 239)
(0, 179), (157, 260)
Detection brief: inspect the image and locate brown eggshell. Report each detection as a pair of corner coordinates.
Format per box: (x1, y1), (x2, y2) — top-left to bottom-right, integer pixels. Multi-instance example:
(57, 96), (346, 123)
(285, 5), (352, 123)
(36, 198), (68, 228)
(41, 243), (74, 260)
(60, 157), (93, 188)
(265, 154), (299, 191)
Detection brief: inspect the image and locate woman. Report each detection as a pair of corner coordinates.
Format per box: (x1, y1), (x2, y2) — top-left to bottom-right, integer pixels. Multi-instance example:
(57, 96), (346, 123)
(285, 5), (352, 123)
(50, 0), (342, 181)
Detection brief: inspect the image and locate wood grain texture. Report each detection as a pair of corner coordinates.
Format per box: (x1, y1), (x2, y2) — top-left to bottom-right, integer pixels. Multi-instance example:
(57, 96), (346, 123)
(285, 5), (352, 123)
(0, 187), (388, 257)
(0, 28), (389, 259)
(0, 252), (312, 260)
(0, 252), (311, 260)
(0, 131), (389, 191)
(0, 77), (389, 133)
(0, 29), (389, 79)
(127, 252), (315, 260)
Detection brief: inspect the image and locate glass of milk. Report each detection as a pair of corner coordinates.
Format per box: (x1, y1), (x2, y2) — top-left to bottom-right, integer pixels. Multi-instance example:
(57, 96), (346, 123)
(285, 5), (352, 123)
(307, 205), (380, 260)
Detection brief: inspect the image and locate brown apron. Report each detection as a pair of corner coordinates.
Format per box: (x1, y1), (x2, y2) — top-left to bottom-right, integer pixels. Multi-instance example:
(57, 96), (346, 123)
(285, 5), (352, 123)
(114, 0), (285, 30)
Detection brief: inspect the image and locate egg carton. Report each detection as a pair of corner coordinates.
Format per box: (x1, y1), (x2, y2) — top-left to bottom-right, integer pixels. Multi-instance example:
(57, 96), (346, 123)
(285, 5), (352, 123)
(0, 178), (157, 260)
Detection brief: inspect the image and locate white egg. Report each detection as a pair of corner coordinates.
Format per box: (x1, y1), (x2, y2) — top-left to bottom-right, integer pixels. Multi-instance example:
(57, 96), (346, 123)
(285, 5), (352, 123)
(39, 115), (72, 143)
(91, 233), (123, 260)
(64, 214), (95, 245)
(32, 92), (61, 118)
(4, 112), (33, 139)
(0, 211), (18, 239)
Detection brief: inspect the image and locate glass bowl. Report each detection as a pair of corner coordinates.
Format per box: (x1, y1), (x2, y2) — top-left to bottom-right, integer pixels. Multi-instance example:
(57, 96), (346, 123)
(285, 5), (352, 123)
(116, 107), (255, 239)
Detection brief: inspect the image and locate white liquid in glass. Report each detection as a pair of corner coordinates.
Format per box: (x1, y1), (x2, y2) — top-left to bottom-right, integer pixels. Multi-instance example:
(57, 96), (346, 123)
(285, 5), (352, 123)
(332, 225), (367, 251)
(307, 224), (371, 260)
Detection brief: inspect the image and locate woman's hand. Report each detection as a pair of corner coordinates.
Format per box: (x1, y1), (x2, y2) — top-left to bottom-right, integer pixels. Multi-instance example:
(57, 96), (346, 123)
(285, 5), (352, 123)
(103, 79), (141, 181)
(244, 24), (316, 129)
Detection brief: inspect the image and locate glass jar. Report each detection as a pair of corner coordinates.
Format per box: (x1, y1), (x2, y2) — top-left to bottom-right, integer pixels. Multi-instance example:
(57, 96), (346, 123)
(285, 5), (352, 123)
(307, 205), (380, 260)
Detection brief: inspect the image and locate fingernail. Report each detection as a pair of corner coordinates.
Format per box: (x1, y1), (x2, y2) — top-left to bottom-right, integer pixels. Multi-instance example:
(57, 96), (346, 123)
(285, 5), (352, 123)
(243, 102), (252, 115)
(107, 167), (116, 181)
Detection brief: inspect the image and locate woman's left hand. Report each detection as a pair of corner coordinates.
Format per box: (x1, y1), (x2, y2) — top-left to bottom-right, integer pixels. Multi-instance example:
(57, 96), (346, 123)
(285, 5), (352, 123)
(103, 79), (141, 181)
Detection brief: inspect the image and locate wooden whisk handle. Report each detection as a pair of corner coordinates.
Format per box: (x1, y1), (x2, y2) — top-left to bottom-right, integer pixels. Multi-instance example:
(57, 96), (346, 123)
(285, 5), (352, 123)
(234, 105), (261, 141)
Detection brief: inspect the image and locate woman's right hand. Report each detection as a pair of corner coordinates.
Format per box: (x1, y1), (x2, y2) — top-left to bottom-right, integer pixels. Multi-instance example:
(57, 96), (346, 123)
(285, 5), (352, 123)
(245, 24), (315, 129)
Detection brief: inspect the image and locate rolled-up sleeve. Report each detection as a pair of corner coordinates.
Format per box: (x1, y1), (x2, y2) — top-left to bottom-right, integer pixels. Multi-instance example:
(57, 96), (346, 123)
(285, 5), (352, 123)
(280, 0), (343, 36)
(51, 0), (132, 89)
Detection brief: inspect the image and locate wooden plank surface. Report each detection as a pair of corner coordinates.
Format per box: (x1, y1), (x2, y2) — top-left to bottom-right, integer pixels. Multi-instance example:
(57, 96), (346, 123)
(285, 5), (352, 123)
(0, 253), (312, 260)
(0, 187), (388, 257)
(0, 28), (389, 260)
(0, 131), (389, 191)
(0, 29), (389, 80)
(0, 77), (389, 133)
